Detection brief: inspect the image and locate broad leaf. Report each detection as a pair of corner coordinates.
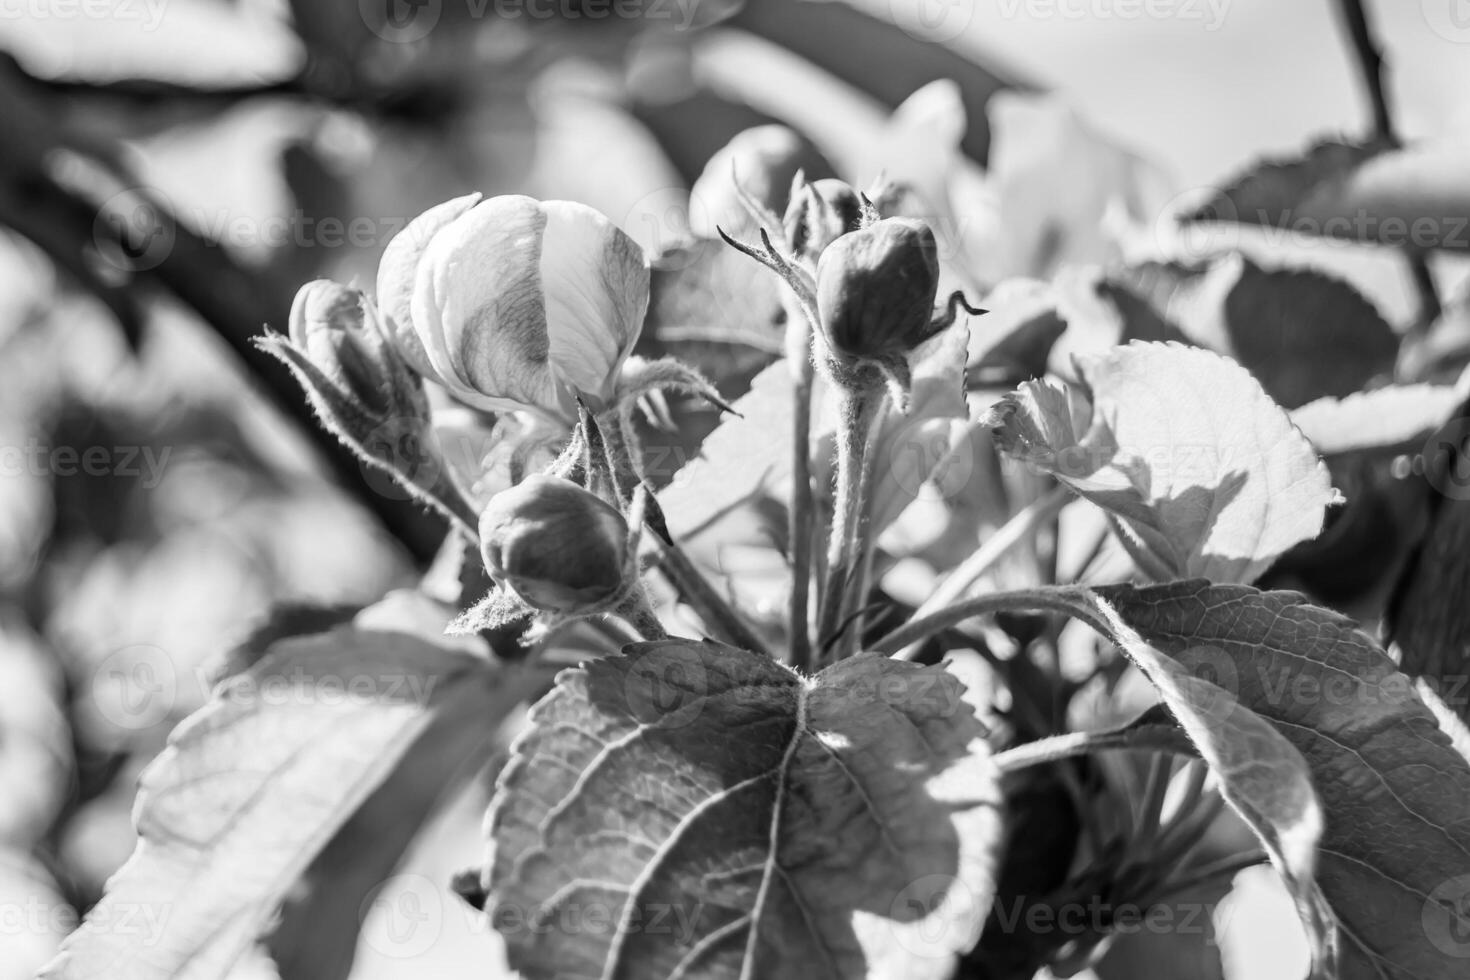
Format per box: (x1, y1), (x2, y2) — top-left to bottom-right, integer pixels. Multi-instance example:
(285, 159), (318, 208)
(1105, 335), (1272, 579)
(1289, 384), (1462, 457)
(1111, 254), (1399, 409)
(40, 592), (534, 980)
(481, 640), (1001, 980)
(1101, 581), (1470, 980)
(1075, 590), (1335, 978)
(660, 360), (793, 541)
(1185, 137), (1470, 252)
(984, 341), (1336, 583)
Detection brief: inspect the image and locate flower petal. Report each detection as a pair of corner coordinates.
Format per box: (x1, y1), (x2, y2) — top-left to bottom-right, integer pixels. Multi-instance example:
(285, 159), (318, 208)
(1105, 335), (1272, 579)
(378, 192), (481, 378)
(537, 200), (649, 408)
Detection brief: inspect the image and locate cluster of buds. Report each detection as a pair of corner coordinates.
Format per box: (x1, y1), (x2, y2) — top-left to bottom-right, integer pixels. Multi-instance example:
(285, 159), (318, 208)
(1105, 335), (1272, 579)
(269, 191), (734, 641)
(719, 168), (981, 399)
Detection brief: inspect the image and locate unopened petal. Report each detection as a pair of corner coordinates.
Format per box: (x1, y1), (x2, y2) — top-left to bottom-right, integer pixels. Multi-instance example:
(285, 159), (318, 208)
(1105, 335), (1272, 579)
(538, 200), (649, 408)
(412, 194), (563, 414)
(378, 192), (481, 377)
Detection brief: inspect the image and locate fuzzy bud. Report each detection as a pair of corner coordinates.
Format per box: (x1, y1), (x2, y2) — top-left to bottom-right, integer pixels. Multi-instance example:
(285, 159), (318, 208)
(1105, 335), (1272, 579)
(479, 475), (629, 613)
(814, 217), (942, 364)
(286, 279), (423, 419)
(783, 178), (863, 263)
(378, 195), (649, 422)
(689, 125), (831, 239)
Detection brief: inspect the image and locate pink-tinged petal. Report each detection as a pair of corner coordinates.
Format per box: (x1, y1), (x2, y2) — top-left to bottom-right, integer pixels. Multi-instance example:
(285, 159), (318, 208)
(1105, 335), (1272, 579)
(377, 192), (481, 378)
(537, 200), (649, 408)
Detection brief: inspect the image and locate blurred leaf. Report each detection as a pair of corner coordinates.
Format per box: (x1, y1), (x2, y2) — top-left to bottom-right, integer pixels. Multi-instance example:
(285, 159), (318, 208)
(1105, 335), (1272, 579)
(482, 640), (1001, 980)
(974, 93), (1174, 283)
(1102, 581), (1470, 980)
(1389, 397), (1470, 723)
(0, 612), (71, 845)
(1111, 254), (1399, 409)
(868, 315), (974, 535)
(1094, 877), (1231, 980)
(39, 593), (528, 980)
(1289, 384), (1462, 457)
(269, 596), (552, 980)
(659, 359), (792, 540)
(1186, 136), (1470, 252)
(984, 342), (1336, 584)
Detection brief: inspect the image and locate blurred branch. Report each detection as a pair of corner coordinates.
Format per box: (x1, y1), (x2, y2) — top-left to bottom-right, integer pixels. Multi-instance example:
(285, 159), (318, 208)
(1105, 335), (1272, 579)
(1333, 0), (1441, 327)
(0, 54), (447, 563)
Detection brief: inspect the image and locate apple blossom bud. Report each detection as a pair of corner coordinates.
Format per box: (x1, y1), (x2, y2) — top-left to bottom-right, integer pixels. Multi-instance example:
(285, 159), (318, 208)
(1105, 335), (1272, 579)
(287, 279), (420, 418)
(376, 192), (482, 379)
(479, 474), (629, 613)
(814, 217), (942, 364)
(783, 178), (863, 262)
(379, 194), (649, 422)
(689, 125), (831, 238)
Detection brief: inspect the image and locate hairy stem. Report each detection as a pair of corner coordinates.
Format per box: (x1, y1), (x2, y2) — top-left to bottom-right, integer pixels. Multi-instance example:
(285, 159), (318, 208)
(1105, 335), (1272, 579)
(816, 386), (885, 657)
(788, 326), (817, 672)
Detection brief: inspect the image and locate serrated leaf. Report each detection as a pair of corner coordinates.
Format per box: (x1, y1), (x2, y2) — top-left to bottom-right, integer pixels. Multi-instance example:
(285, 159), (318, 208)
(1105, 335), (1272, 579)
(40, 593), (533, 980)
(660, 360), (793, 540)
(1289, 384), (1462, 457)
(1076, 589), (1335, 978)
(1186, 137), (1470, 252)
(482, 640), (1001, 980)
(1110, 254), (1399, 409)
(1100, 580), (1470, 980)
(984, 341), (1336, 583)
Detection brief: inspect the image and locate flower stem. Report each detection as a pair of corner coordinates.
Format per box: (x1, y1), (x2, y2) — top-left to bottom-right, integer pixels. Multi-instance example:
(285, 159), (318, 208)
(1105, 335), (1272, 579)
(651, 544), (770, 657)
(815, 385), (884, 659)
(893, 483), (1072, 660)
(836, 393), (890, 660)
(874, 585), (1093, 659)
(788, 344), (817, 672)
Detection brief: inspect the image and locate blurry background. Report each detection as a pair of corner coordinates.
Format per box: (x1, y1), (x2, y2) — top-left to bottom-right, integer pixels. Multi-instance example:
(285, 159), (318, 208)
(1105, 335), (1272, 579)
(1, 0), (1466, 976)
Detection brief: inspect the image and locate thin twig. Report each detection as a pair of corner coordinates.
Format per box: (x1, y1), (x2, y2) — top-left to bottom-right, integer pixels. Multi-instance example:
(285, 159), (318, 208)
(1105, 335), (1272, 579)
(651, 545), (770, 657)
(875, 586), (1090, 659)
(895, 484), (1072, 659)
(1334, 0), (1442, 328)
